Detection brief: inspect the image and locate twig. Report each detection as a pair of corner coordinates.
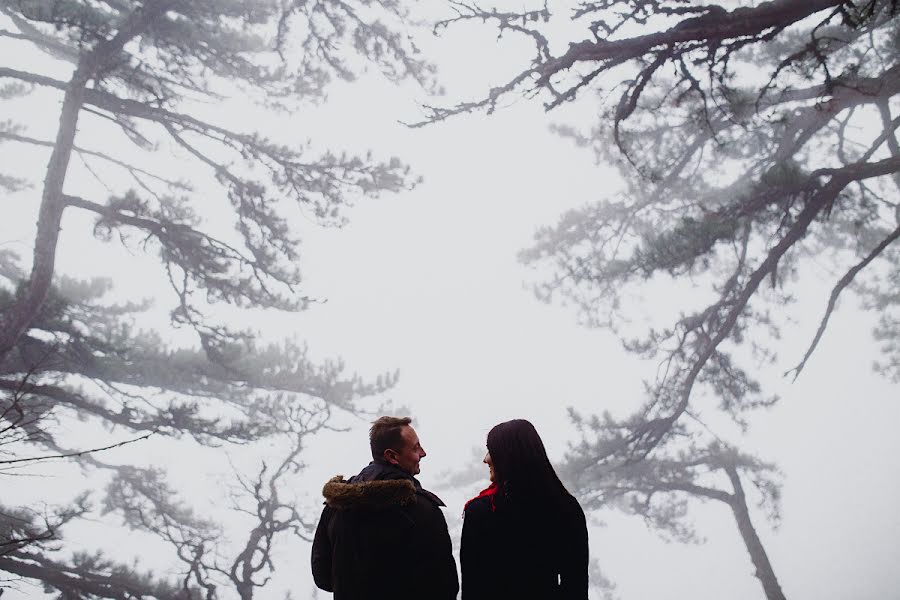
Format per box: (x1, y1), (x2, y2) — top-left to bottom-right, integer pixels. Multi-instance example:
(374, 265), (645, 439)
(0, 430), (157, 465)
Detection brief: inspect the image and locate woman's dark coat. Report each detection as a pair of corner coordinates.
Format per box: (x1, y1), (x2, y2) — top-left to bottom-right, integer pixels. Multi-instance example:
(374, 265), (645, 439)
(311, 460), (459, 600)
(461, 489), (589, 599)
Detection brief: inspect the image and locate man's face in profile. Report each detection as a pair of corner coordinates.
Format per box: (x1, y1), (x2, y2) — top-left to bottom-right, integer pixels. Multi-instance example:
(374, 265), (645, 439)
(388, 425), (427, 475)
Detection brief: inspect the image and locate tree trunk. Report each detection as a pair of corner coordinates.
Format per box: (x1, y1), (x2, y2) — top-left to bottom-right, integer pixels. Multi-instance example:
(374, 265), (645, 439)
(0, 1), (176, 363)
(725, 465), (787, 600)
(0, 67), (87, 362)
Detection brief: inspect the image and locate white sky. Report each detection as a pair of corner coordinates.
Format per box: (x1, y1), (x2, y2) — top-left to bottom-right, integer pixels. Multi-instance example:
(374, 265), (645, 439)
(1, 4), (899, 600)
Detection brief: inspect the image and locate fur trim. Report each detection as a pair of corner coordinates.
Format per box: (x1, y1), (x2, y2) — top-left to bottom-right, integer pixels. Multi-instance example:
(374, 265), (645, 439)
(323, 475), (416, 510)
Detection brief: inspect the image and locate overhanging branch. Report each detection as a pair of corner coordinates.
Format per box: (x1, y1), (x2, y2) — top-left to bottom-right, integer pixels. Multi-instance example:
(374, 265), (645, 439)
(0, 130), (188, 190)
(629, 155), (900, 457)
(787, 223), (900, 379)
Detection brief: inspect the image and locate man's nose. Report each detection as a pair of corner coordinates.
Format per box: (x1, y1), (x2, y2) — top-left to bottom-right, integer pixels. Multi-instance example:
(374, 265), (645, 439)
(420, 447), (427, 457)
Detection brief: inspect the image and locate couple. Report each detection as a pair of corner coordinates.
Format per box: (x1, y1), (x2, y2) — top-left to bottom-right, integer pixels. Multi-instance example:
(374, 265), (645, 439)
(311, 416), (588, 599)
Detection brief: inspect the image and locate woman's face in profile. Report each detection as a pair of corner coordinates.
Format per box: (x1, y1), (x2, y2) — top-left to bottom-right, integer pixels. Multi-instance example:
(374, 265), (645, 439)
(483, 450), (495, 482)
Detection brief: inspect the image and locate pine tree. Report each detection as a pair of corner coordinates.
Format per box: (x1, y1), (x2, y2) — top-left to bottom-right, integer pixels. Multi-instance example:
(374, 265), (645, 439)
(0, 1), (428, 597)
(426, 0), (900, 458)
(565, 411), (786, 600)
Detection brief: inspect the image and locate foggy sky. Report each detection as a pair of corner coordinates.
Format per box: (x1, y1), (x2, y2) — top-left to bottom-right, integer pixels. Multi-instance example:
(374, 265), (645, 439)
(2, 5), (899, 600)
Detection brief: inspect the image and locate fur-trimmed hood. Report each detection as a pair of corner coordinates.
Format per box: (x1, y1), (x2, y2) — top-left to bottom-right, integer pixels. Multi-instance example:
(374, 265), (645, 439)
(323, 475), (416, 510)
(311, 461), (459, 600)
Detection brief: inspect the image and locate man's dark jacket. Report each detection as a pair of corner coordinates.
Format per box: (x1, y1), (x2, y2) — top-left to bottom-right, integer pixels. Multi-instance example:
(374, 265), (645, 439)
(311, 460), (459, 600)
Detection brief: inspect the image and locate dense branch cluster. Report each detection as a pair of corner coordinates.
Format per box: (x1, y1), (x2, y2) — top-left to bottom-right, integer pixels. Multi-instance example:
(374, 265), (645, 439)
(0, 252), (394, 598)
(564, 411), (781, 539)
(432, 0), (900, 458)
(0, 0), (429, 360)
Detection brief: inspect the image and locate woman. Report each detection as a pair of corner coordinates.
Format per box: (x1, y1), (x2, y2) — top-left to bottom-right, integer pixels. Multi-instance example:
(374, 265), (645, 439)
(461, 419), (588, 599)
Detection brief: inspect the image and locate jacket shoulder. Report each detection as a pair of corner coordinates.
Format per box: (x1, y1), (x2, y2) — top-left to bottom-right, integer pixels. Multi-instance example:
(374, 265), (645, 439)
(464, 494), (494, 519)
(566, 494), (587, 522)
(416, 487), (447, 508)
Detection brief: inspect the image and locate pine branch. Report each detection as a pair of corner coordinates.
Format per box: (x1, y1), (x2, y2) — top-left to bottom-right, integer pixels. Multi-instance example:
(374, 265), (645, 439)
(0, 8), (79, 62)
(0, 130), (189, 190)
(787, 223), (900, 379)
(650, 481), (733, 504)
(0, 430), (155, 465)
(627, 156), (900, 458)
(418, 0), (845, 124)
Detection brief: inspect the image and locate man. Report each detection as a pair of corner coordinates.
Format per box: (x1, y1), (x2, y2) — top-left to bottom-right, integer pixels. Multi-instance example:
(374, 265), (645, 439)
(311, 416), (459, 600)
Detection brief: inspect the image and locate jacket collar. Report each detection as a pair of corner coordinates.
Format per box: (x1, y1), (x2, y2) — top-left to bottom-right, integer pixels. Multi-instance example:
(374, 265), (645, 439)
(354, 459), (416, 483)
(330, 460), (446, 508)
(322, 474), (416, 510)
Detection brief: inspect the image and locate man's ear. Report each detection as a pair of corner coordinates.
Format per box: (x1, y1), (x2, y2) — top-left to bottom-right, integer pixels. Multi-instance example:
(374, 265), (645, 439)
(383, 449), (400, 466)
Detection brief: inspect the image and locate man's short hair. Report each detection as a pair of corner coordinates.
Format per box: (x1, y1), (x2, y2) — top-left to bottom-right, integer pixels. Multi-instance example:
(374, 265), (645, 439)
(370, 416), (412, 461)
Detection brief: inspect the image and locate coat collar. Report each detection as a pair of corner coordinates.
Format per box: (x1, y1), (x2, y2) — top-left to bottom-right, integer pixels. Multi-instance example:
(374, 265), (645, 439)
(324, 461), (446, 508)
(322, 475), (416, 510)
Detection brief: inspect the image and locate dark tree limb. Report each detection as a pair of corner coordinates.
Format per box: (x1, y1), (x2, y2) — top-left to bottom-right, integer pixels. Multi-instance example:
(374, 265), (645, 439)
(724, 465), (787, 600)
(541, 0), (842, 77)
(0, 430), (155, 466)
(876, 99), (900, 195)
(419, 0), (845, 124)
(0, 554), (180, 599)
(650, 481), (733, 504)
(0, 8), (79, 62)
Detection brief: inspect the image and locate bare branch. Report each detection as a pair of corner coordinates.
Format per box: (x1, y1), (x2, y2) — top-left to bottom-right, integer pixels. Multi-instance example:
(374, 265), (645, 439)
(0, 130), (190, 190)
(787, 223), (900, 379)
(0, 430), (155, 465)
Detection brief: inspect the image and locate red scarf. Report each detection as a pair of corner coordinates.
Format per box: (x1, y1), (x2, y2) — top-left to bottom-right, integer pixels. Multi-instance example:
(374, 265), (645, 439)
(464, 482), (498, 511)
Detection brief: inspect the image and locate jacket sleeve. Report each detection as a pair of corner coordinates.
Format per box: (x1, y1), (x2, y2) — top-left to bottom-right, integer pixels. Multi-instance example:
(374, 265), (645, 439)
(559, 500), (589, 600)
(310, 505), (334, 592)
(460, 502), (491, 600)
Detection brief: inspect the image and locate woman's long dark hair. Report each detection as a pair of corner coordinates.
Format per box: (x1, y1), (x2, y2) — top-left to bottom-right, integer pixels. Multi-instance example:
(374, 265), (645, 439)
(486, 419), (574, 510)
